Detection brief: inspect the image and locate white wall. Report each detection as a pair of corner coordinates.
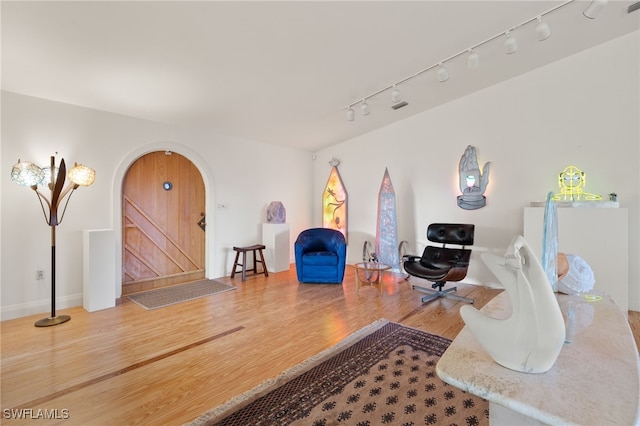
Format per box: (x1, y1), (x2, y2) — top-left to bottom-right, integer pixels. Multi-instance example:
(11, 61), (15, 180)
(2, 31), (638, 320)
(314, 32), (640, 310)
(1, 92), (313, 320)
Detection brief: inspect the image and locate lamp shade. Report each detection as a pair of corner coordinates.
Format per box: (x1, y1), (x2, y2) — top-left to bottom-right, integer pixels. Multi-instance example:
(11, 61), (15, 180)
(41, 166), (60, 186)
(504, 33), (518, 54)
(583, 0), (608, 18)
(10, 160), (44, 187)
(437, 65), (449, 82)
(68, 163), (96, 186)
(536, 19), (551, 41)
(360, 101), (370, 116)
(391, 86), (401, 103)
(467, 51), (480, 69)
(346, 107), (355, 121)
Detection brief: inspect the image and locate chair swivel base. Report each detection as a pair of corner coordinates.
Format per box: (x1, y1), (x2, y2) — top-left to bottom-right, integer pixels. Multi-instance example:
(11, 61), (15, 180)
(412, 285), (474, 305)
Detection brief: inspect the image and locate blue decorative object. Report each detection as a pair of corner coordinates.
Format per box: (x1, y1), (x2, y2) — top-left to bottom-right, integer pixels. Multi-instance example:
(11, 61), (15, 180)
(376, 168), (399, 272)
(542, 191), (558, 292)
(294, 228), (347, 284)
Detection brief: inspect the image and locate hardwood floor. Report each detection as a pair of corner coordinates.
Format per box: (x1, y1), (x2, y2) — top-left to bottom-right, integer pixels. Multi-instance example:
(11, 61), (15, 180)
(1, 266), (637, 425)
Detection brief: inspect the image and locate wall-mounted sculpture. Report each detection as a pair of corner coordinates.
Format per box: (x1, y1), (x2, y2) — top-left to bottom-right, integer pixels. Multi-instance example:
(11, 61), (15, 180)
(460, 235), (565, 373)
(322, 157), (348, 241)
(376, 168), (399, 271)
(552, 165), (602, 201)
(457, 145), (491, 210)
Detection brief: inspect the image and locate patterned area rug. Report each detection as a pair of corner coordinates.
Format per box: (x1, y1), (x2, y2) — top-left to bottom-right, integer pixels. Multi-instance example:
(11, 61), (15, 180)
(127, 280), (235, 310)
(190, 320), (488, 426)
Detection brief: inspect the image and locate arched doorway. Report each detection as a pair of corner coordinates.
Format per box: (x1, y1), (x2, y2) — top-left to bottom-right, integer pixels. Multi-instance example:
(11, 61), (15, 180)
(121, 150), (206, 295)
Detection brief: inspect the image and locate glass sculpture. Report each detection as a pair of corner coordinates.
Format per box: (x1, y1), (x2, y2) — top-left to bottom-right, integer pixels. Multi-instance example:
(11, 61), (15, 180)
(322, 164), (347, 241)
(542, 191), (558, 292)
(376, 168), (399, 272)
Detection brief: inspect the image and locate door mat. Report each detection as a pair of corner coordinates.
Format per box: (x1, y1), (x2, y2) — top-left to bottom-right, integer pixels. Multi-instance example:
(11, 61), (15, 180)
(127, 280), (235, 310)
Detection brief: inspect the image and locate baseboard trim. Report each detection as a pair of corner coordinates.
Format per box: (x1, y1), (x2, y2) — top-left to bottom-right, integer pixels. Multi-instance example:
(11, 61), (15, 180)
(1, 294), (83, 321)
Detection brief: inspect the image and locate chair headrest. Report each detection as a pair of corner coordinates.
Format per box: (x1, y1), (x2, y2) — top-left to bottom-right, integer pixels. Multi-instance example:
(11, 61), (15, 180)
(427, 223), (474, 245)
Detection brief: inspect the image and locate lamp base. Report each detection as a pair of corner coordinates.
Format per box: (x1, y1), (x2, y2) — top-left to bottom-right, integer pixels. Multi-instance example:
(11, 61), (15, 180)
(35, 315), (71, 327)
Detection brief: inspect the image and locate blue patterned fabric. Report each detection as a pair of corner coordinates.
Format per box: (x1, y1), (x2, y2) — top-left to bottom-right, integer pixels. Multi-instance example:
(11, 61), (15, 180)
(542, 191), (558, 292)
(294, 228), (346, 284)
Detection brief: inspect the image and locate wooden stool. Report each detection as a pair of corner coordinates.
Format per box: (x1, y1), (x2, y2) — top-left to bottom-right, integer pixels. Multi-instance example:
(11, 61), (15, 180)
(231, 244), (269, 281)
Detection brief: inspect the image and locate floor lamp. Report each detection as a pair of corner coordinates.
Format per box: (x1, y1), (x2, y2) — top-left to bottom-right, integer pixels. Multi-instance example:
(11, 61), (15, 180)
(10, 155), (95, 327)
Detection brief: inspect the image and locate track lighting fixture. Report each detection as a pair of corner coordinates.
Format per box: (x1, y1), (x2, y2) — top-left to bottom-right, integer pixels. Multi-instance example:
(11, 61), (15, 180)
(504, 31), (518, 54)
(437, 64), (449, 82)
(346, 106), (355, 121)
(583, 0), (608, 19)
(536, 16), (552, 41)
(344, 0), (588, 121)
(360, 100), (370, 116)
(467, 50), (480, 69)
(391, 85), (401, 103)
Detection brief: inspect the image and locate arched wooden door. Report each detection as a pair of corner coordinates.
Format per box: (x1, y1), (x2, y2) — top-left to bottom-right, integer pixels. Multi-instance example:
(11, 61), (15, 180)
(122, 151), (205, 295)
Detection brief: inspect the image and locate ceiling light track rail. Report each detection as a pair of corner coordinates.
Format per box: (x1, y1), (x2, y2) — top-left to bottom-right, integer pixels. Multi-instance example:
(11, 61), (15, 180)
(344, 0), (605, 120)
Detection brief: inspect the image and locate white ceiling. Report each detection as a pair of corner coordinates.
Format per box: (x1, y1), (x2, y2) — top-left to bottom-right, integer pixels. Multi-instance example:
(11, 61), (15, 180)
(2, 1), (639, 152)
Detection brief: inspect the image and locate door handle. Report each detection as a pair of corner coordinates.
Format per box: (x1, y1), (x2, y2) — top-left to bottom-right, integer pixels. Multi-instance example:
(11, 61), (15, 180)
(197, 212), (206, 231)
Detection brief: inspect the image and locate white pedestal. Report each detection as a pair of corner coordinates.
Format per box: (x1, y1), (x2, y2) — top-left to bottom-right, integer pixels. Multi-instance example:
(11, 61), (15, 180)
(524, 206), (629, 313)
(83, 229), (116, 312)
(261, 223), (290, 272)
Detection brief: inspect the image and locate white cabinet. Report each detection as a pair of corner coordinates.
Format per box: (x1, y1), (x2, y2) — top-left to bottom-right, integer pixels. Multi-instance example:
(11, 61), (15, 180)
(524, 207), (628, 313)
(261, 223), (290, 273)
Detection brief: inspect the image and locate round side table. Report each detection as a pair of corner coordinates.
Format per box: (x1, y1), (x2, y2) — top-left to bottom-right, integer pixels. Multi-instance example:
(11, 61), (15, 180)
(354, 262), (391, 294)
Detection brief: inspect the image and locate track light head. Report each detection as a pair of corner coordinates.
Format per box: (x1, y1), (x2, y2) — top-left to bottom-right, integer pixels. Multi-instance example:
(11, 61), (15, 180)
(391, 85), (401, 103)
(437, 64), (449, 82)
(536, 17), (551, 41)
(360, 101), (370, 116)
(583, 0), (608, 19)
(346, 106), (355, 121)
(504, 31), (518, 54)
(467, 50), (480, 69)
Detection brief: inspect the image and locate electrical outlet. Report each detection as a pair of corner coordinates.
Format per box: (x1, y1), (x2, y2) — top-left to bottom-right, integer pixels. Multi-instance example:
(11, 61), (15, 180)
(36, 270), (44, 280)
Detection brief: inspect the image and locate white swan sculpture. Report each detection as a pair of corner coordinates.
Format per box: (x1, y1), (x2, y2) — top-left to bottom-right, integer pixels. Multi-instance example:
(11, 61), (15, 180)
(460, 235), (565, 373)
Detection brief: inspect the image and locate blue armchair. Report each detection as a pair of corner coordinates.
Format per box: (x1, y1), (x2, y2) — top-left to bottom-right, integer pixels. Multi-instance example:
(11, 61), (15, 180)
(294, 228), (347, 284)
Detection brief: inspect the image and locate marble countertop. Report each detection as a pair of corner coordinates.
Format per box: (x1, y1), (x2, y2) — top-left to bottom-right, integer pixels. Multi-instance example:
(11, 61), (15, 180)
(437, 291), (640, 425)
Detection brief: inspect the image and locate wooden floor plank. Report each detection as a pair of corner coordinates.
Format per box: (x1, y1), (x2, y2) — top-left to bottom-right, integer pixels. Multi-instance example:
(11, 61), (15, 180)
(1, 265), (636, 425)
